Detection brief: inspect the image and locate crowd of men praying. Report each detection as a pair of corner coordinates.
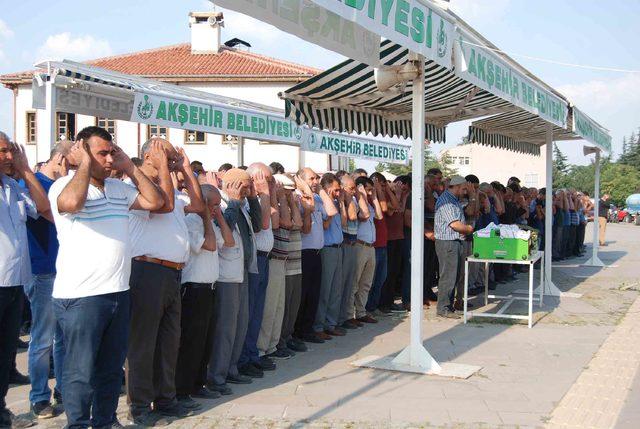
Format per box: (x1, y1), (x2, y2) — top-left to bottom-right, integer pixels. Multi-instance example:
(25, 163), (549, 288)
(0, 126), (604, 428)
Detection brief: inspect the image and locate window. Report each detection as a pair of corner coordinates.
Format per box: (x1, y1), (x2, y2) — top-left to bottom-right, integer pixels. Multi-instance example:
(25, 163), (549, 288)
(451, 156), (457, 163)
(465, 157), (470, 165)
(148, 125), (168, 139)
(185, 130), (206, 144)
(96, 118), (116, 138)
(56, 112), (76, 140)
(524, 173), (538, 187)
(26, 112), (36, 144)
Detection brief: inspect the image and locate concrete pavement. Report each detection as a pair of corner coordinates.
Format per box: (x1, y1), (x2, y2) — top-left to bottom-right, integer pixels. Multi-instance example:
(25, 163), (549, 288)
(6, 222), (640, 428)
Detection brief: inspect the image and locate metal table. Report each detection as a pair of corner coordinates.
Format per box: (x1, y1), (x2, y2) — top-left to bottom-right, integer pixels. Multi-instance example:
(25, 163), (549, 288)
(463, 251), (544, 328)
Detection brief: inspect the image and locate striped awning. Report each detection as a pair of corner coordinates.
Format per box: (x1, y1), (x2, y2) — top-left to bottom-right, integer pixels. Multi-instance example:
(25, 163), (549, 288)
(468, 110), (579, 155)
(282, 40), (516, 143)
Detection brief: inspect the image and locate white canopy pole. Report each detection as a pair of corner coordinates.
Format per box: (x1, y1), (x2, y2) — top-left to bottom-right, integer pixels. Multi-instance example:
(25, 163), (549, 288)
(391, 54), (441, 373)
(40, 79), (57, 163)
(237, 136), (245, 167)
(543, 125), (562, 296)
(585, 149), (605, 266)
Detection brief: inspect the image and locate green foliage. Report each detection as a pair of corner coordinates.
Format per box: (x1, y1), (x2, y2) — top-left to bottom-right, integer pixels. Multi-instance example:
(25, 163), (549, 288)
(347, 158), (356, 173)
(375, 145), (456, 177)
(554, 130), (640, 207)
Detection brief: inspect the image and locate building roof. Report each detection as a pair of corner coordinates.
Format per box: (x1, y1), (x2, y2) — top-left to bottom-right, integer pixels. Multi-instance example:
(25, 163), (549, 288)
(0, 43), (320, 87)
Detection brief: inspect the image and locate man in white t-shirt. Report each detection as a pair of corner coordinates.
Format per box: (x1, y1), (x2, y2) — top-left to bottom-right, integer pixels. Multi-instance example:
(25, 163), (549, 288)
(125, 138), (204, 425)
(174, 185), (235, 408)
(49, 126), (162, 429)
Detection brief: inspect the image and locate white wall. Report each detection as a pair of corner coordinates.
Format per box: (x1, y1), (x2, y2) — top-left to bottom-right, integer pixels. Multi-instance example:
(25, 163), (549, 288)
(442, 143), (547, 188)
(15, 81), (330, 173)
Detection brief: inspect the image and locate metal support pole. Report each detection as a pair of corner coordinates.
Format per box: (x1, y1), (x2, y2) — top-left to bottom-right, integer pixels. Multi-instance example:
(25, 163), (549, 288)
(391, 54), (441, 373)
(585, 149), (605, 266)
(542, 125), (562, 296)
(236, 136), (244, 167)
(41, 80), (57, 163)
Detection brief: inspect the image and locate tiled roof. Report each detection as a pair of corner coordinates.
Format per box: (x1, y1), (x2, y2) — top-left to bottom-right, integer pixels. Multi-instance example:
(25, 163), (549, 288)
(0, 43), (320, 85)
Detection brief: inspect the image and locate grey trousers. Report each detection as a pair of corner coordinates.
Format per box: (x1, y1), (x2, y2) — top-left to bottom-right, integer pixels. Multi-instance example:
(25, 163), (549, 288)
(338, 244), (358, 324)
(207, 277), (249, 386)
(353, 244), (376, 319)
(278, 274), (302, 349)
(435, 240), (464, 314)
(127, 260), (182, 410)
(456, 241), (476, 300)
(314, 247), (344, 332)
(257, 259), (286, 355)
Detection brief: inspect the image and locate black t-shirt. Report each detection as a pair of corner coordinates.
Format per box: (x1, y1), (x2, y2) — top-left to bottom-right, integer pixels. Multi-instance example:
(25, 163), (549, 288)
(598, 200), (611, 218)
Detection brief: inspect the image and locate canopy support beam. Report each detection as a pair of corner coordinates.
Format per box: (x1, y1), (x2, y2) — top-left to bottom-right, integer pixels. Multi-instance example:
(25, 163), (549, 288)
(584, 149), (605, 267)
(40, 79), (57, 163)
(391, 54), (441, 372)
(236, 136), (245, 167)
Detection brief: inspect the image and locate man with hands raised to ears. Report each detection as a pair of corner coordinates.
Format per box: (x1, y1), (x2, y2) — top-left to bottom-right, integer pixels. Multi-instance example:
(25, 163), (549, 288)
(48, 127), (163, 429)
(125, 137), (205, 426)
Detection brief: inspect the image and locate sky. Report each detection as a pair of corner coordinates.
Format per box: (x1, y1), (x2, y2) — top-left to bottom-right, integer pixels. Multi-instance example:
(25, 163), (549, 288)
(0, 0), (639, 167)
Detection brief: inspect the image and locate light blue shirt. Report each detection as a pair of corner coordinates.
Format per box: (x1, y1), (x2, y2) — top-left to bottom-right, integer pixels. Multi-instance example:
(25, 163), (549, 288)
(301, 194), (327, 250)
(435, 190), (465, 241)
(343, 196), (358, 236)
(323, 199), (343, 246)
(0, 175), (38, 286)
(356, 202), (376, 244)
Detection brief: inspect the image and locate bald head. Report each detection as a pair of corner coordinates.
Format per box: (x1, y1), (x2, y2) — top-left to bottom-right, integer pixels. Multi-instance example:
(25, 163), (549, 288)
(246, 162), (273, 179)
(50, 139), (73, 160)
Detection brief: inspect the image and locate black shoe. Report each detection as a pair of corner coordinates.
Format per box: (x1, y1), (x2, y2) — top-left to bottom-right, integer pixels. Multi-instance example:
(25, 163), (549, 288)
(9, 370), (30, 386)
(377, 307), (392, 315)
(0, 409), (34, 429)
(31, 401), (56, 419)
(239, 363), (264, 378)
(437, 310), (461, 320)
(156, 402), (195, 418)
(17, 338), (29, 349)
(256, 356), (276, 371)
(52, 388), (63, 409)
(266, 348), (293, 360)
(128, 409), (170, 427)
(390, 303), (407, 313)
(340, 321), (358, 330)
(176, 395), (202, 410)
(192, 386), (221, 399)
(286, 339), (308, 352)
(206, 383), (233, 396)
(226, 374), (252, 384)
(298, 333), (324, 344)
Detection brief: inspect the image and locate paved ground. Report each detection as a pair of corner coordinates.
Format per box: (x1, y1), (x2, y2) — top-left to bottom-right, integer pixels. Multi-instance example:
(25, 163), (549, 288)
(6, 223), (640, 428)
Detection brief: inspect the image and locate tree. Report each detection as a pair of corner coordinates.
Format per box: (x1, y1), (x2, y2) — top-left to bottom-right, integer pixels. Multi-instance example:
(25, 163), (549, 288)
(347, 158), (356, 173)
(552, 144), (569, 188)
(375, 145), (456, 177)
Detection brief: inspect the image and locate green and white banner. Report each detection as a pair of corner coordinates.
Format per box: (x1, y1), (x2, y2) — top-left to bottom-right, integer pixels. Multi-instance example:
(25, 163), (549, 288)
(573, 107), (611, 154)
(310, 0), (454, 68)
(131, 92), (304, 144)
(212, 0), (380, 67)
(130, 92), (409, 164)
(454, 31), (568, 128)
(301, 128), (410, 164)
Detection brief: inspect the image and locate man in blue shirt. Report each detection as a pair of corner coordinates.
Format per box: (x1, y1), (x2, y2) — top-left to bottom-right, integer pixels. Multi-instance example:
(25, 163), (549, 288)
(434, 176), (474, 318)
(0, 133), (52, 428)
(314, 173), (347, 339)
(21, 141), (72, 418)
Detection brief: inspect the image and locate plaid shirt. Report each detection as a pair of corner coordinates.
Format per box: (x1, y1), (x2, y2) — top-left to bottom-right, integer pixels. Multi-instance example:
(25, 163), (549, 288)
(434, 190), (465, 241)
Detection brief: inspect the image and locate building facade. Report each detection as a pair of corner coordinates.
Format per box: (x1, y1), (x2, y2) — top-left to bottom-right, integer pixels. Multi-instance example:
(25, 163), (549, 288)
(0, 11), (329, 173)
(440, 142), (547, 188)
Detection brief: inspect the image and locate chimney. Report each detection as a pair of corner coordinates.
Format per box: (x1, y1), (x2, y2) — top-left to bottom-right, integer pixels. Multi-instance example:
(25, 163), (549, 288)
(189, 11), (224, 54)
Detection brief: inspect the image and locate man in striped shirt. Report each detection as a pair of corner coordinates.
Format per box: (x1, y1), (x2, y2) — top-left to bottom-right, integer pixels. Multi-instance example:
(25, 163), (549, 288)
(434, 176), (474, 319)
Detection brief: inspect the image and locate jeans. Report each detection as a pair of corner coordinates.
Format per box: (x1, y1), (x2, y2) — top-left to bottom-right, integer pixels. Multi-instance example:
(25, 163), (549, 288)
(54, 291), (130, 429)
(24, 274), (65, 404)
(239, 253), (269, 366)
(366, 247), (388, 312)
(0, 286), (24, 410)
